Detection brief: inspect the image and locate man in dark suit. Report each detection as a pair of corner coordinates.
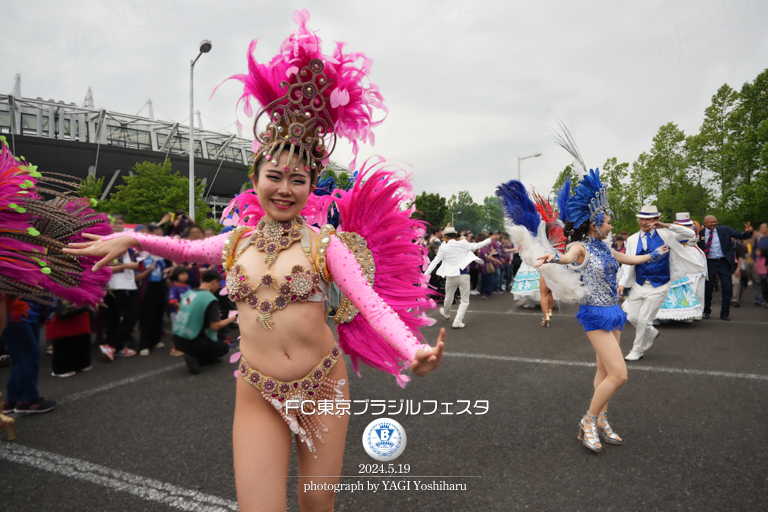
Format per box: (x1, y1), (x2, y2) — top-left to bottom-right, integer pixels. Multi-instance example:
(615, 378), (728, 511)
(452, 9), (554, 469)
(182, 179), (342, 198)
(698, 215), (753, 320)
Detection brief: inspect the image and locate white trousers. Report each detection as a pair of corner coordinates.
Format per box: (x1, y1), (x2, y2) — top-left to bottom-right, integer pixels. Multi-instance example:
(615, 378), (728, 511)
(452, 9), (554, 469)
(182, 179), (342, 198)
(444, 274), (471, 324)
(624, 281), (671, 351)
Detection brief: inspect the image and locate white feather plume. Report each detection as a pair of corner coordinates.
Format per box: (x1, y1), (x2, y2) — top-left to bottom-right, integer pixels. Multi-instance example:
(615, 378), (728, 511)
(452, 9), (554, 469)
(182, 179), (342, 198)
(507, 224), (588, 303)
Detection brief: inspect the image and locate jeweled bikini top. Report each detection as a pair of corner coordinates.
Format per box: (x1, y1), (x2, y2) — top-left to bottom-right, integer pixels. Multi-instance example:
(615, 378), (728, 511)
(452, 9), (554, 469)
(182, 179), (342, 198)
(223, 217), (328, 330)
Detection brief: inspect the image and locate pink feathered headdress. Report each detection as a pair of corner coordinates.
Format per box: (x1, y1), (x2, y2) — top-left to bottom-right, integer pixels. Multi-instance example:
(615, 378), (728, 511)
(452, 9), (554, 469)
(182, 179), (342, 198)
(212, 9), (387, 176)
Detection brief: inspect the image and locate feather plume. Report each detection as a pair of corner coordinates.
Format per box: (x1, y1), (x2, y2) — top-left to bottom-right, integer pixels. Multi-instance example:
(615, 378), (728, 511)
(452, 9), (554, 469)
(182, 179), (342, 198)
(332, 157), (433, 385)
(495, 180), (541, 235)
(551, 117), (587, 177)
(556, 178), (571, 223)
(506, 225), (587, 303)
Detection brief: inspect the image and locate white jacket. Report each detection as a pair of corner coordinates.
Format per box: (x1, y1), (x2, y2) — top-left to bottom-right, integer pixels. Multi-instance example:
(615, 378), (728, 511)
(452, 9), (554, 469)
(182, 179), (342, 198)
(424, 238), (492, 277)
(618, 224), (706, 288)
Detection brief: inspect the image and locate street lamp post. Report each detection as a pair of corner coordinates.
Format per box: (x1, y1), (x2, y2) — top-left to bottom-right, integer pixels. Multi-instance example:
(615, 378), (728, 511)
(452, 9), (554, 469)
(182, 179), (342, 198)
(517, 152), (542, 181)
(451, 211), (461, 225)
(189, 39), (212, 222)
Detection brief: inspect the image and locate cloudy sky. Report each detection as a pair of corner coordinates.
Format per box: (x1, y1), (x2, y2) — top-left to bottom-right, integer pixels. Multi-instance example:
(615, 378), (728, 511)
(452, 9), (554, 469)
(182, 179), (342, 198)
(4, 0), (768, 204)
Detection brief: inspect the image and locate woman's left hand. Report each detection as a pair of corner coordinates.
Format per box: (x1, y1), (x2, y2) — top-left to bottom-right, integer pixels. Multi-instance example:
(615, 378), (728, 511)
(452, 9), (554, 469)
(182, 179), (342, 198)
(410, 328), (445, 377)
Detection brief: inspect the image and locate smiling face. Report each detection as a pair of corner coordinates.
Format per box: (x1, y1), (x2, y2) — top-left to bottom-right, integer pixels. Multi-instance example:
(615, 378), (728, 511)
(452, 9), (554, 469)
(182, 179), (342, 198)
(252, 150), (314, 222)
(638, 216), (659, 233)
(589, 215), (613, 239)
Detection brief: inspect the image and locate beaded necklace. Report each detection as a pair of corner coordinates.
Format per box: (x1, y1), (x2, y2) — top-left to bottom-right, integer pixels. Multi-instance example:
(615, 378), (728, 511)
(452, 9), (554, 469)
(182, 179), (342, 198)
(242, 216), (306, 269)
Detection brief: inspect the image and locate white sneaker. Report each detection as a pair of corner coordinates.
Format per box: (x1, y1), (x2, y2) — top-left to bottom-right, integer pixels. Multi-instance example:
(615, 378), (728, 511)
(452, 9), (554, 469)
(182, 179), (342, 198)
(439, 307), (451, 319)
(452, 321), (465, 329)
(624, 349), (644, 361)
(156, 342), (165, 348)
(139, 348), (150, 357)
(470, 290), (480, 296)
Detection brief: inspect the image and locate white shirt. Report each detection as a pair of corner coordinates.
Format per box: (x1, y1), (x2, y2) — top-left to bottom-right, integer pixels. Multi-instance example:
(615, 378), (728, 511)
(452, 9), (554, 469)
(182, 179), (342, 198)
(424, 238), (492, 277)
(640, 229), (657, 251)
(107, 252), (137, 291)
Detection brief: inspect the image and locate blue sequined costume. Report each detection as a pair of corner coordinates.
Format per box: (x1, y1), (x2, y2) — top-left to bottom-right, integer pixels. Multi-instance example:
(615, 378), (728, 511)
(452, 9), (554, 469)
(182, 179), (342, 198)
(571, 237), (627, 332)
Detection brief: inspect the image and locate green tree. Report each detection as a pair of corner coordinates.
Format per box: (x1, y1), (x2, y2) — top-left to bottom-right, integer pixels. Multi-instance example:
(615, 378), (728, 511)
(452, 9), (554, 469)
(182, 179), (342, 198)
(199, 217), (223, 235)
(335, 171), (352, 191)
(551, 164), (578, 197)
(689, 84), (739, 210)
(77, 175), (104, 203)
(730, 68), (768, 187)
(100, 161), (210, 224)
(413, 192), (448, 228)
(600, 157), (638, 233)
(481, 195), (506, 232)
(446, 191), (483, 233)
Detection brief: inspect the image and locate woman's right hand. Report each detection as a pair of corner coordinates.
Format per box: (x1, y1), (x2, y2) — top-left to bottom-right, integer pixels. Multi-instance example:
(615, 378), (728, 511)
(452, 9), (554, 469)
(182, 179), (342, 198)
(535, 253), (555, 268)
(63, 233), (141, 271)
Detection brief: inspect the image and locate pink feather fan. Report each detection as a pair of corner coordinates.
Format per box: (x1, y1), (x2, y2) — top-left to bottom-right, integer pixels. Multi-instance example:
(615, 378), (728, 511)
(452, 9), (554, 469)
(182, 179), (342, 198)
(333, 158), (435, 386)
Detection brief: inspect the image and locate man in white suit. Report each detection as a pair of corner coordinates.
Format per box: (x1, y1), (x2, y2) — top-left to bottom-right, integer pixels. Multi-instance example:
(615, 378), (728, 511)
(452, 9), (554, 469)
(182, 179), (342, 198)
(424, 228), (500, 328)
(618, 205), (705, 361)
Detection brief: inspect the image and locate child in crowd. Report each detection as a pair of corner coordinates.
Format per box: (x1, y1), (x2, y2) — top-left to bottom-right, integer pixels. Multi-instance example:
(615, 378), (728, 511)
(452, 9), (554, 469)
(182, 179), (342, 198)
(167, 266), (190, 356)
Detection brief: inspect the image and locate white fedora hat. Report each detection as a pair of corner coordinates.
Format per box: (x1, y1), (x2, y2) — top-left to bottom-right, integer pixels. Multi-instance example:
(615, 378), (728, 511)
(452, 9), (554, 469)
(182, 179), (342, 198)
(636, 205), (661, 218)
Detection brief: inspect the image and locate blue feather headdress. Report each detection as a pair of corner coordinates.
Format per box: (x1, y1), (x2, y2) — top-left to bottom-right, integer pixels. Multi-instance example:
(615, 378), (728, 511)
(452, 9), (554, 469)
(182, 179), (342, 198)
(496, 179), (541, 235)
(552, 121), (612, 228)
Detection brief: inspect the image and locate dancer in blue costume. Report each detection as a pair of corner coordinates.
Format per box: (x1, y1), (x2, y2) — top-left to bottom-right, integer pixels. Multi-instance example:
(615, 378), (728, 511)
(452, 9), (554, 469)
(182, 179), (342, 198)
(534, 126), (669, 453)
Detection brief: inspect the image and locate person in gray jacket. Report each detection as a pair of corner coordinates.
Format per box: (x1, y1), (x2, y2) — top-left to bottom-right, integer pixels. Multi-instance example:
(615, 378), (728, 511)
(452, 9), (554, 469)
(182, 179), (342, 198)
(424, 228), (500, 328)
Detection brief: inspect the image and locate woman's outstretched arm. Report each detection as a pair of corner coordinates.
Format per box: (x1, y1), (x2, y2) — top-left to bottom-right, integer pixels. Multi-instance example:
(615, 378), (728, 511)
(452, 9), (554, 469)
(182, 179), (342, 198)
(326, 235), (444, 377)
(64, 231), (234, 270)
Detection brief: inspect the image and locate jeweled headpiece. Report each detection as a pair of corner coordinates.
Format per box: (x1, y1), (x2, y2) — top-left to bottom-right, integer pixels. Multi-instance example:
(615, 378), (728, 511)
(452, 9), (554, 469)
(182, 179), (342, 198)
(213, 9), (387, 181)
(552, 120), (613, 228)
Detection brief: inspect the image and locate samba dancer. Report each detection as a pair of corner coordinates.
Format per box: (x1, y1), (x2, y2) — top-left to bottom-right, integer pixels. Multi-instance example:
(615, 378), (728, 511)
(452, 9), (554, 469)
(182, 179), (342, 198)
(506, 125), (669, 453)
(65, 12), (444, 511)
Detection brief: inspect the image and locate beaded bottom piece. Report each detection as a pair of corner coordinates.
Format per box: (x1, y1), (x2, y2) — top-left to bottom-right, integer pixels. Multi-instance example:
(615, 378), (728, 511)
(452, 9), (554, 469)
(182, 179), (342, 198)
(239, 344), (345, 457)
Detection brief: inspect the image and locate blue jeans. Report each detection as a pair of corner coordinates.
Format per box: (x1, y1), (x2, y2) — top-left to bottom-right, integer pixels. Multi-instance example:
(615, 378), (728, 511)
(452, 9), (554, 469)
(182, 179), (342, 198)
(2, 320), (41, 403)
(493, 268), (502, 291)
(480, 273), (496, 296)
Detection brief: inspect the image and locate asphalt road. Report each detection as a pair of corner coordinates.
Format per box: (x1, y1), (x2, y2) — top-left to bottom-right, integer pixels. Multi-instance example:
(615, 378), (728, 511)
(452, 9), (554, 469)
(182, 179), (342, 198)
(1, 288), (766, 512)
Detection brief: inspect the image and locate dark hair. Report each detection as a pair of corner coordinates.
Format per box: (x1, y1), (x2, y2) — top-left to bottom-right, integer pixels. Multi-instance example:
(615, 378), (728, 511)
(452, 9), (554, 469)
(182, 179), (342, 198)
(201, 269), (222, 283)
(564, 221), (591, 243)
(170, 266), (189, 282)
(615, 235), (624, 242)
(183, 224), (203, 238)
(251, 148), (317, 185)
(445, 232), (459, 239)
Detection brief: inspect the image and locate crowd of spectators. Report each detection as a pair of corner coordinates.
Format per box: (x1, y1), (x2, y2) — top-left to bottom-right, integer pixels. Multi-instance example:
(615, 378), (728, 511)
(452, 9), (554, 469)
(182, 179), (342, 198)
(1, 214), (766, 417)
(0, 211), (239, 416)
(421, 225), (522, 303)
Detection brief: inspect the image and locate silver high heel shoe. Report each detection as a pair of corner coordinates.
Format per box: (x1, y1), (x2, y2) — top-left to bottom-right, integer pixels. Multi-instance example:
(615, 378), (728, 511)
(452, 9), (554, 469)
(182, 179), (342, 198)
(598, 411), (623, 445)
(577, 411), (602, 452)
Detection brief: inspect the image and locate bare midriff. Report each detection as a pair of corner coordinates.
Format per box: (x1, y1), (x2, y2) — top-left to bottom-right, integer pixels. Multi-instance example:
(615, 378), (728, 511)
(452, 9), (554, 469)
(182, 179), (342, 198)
(233, 228), (336, 382)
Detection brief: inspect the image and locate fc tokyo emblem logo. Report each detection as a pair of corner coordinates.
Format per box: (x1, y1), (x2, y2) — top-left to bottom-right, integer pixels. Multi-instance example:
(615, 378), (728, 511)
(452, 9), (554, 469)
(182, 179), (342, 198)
(363, 418), (407, 461)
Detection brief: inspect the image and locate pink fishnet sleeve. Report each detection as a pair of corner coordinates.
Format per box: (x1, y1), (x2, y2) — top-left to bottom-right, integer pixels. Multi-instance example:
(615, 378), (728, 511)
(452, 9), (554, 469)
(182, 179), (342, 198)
(102, 231), (229, 265)
(327, 236), (430, 361)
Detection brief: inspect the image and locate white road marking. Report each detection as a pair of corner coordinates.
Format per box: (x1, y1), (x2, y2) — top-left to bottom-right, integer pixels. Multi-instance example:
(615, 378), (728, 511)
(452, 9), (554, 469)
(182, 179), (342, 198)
(58, 363), (185, 405)
(450, 310), (768, 324)
(0, 443), (239, 511)
(445, 352), (768, 381)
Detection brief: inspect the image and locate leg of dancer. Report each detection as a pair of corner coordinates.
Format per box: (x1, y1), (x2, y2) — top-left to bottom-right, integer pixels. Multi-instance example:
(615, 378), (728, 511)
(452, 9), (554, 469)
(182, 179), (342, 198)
(591, 329), (625, 445)
(452, 274), (471, 328)
(441, 276), (459, 320)
(539, 276), (554, 327)
(295, 361), (350, 511)
(583, 328), (627, 451)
